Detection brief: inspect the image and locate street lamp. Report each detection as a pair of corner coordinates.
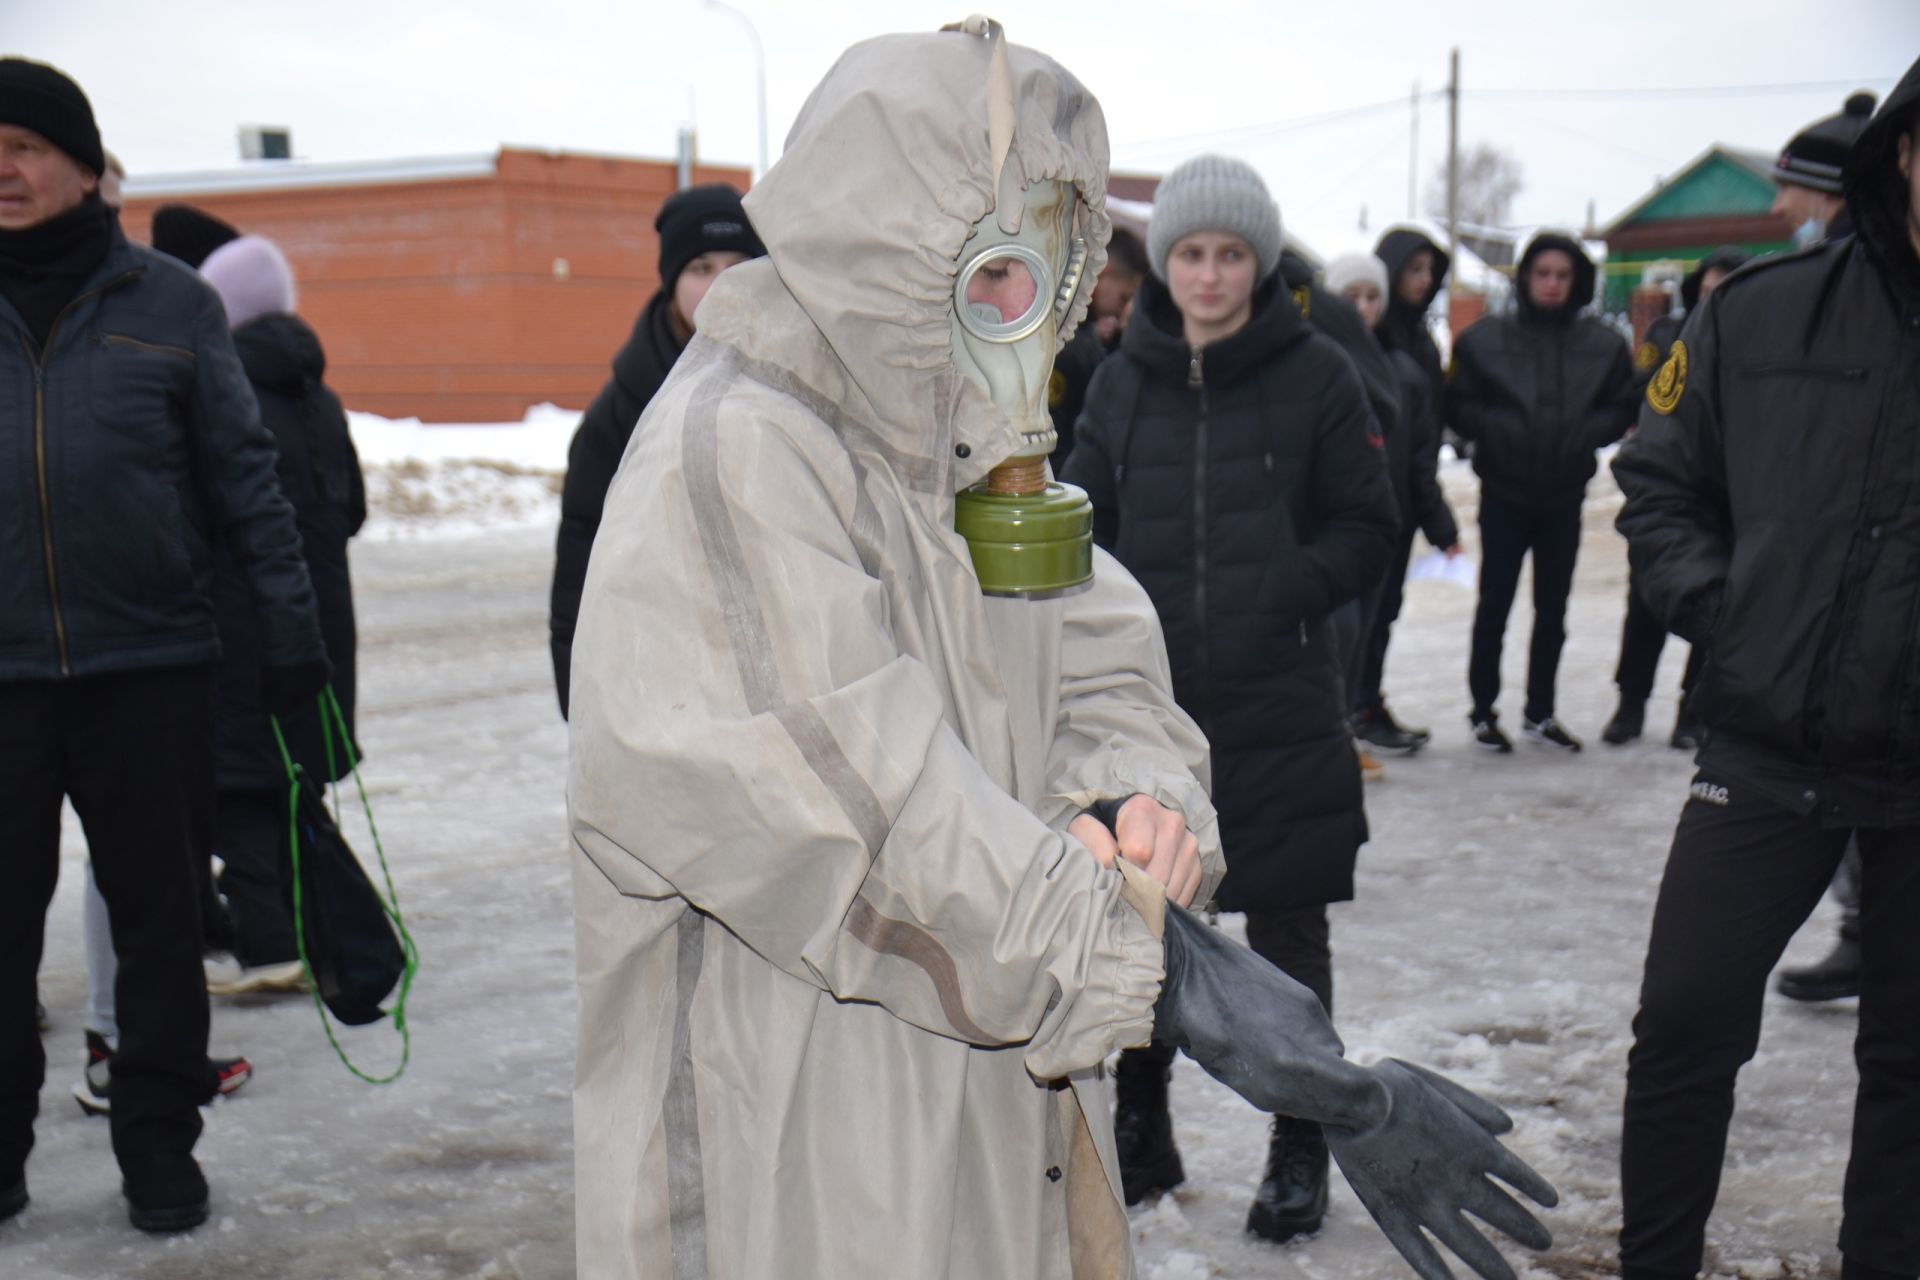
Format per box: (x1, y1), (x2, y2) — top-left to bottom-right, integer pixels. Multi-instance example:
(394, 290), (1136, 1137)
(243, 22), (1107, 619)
(703, 0), (769, 181)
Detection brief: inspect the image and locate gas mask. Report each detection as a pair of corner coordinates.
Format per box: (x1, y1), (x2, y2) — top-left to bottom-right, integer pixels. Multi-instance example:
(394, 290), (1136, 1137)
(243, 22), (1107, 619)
(950, 179), (1089, 455)
(950, 178), (1097, 597)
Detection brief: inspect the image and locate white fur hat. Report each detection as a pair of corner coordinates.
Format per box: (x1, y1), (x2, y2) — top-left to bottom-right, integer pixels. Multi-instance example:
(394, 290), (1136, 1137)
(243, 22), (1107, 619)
(1321, 250), (1388, 301)
(199, 235), (297, 329)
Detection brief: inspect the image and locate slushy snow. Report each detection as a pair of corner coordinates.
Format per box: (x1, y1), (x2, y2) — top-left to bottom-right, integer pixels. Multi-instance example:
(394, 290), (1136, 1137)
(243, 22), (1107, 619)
(5, 410), (1861, 1279)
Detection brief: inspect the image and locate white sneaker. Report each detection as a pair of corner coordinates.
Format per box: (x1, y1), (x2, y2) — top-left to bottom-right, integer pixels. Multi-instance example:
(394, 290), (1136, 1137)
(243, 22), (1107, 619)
(205, 955), (308, 996)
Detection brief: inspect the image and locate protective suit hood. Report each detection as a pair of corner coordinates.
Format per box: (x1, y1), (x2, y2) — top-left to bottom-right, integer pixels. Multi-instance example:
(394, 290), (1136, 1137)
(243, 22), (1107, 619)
(707, 19), (1111, 495)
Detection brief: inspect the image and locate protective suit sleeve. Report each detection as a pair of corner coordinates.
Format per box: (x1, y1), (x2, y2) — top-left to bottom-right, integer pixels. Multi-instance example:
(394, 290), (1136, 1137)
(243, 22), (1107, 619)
(1152, 905), (1559, 1280)
(1612, 300), (1731, 644)
(1038, 546), (1225, 907)
(568, 373), (1163, 1078)
(1261, 356), (1400, 624)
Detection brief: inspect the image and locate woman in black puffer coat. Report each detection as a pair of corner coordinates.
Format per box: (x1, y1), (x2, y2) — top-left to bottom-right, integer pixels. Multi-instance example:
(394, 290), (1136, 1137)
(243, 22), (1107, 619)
(1061, 155), (1396, 1239)
(199, 233), (365, 983)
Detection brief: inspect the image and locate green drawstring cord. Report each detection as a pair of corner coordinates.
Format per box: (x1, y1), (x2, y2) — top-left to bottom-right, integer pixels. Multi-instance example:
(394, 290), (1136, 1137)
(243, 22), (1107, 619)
(270, 685), (419, 1084)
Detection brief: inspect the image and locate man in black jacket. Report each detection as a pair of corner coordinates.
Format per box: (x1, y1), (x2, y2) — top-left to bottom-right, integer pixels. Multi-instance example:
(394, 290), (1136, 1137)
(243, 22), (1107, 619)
(549, 184), (764, 717)
(1447, 232), (1638, 752)
(1047, 223), (1143, 466)
(0, 60), (327, 1233)
(1063, 154), (1396, 1244)
(1612, 62), (1920, 1280)
(1601, 247), (1748, 750)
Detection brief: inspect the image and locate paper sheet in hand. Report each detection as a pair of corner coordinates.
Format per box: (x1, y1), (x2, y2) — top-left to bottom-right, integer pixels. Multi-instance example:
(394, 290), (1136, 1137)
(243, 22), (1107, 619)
(1407, 549), (1477, 589)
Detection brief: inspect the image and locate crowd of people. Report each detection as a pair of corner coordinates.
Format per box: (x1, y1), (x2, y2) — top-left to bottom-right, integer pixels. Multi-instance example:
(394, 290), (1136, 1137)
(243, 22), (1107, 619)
(1, 58), (363, 1234)
(5, 26), (1918, 1280)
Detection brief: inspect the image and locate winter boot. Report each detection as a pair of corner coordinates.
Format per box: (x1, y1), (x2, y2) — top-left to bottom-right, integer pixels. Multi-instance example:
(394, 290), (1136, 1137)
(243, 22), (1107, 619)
(1776, 934), (1863, 1003)
(124, 1155), (209, 1234)
(1113, 1047), (1184, 1205)
(1247, 1115), (1329, 1242)
(1601, 697), (1645, 745)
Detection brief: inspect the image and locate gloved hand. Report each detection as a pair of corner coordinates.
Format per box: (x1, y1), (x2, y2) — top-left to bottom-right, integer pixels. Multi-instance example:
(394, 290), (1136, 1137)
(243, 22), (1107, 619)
(1151, 905), (1557, 1280)
(260, 657), (332, 717)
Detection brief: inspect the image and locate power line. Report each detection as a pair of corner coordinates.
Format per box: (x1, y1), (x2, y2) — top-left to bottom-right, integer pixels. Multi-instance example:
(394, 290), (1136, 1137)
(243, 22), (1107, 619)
(1467, 75), (1897, 101)
(1115, 91), (1445, 158)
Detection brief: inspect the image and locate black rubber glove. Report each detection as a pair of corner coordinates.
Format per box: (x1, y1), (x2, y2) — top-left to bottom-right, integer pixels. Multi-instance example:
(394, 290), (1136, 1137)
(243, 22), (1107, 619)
(1152, 905), (1557, 1280)
(260, 657), (333, 717)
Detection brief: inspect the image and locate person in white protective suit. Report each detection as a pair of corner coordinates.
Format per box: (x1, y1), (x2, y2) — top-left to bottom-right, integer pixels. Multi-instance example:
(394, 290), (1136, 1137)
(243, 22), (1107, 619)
(567, 17), (1557, 1280)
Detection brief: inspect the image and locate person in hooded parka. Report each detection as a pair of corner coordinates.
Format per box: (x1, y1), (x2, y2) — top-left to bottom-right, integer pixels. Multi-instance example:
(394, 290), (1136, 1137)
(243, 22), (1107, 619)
(566, 21), (1225, 1280)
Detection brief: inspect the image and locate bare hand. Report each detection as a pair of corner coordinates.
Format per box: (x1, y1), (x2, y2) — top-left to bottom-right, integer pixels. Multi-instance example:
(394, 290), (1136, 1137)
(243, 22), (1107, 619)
(1444, 543), (1463, 559)
(1069, 796), (1203, 907)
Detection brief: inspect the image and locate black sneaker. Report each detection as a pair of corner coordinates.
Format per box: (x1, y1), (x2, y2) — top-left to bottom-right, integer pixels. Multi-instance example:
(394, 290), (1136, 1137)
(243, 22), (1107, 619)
(1669, 719), (1706, 751)
(1353, 705), (1429, 755)
(1523, 717), (1583, 752)
(1601, 699), (1645, 745)
(1470, 714), (1513, 753)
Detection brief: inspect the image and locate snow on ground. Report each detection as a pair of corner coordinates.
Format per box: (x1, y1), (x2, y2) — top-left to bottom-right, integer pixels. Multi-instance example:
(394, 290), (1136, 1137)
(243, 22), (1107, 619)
(6, 431), (1862, 1279)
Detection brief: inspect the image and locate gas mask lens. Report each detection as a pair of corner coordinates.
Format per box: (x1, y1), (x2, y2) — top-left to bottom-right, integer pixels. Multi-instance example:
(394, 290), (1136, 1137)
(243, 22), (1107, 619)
(957, 244), (1048, 341)
(954, 237), (1089, 343)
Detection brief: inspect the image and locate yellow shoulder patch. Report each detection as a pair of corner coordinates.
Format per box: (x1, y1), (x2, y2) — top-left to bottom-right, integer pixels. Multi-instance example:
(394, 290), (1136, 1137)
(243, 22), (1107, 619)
(1292, 285), (1311, 319)
(1634, 340), (1660, 371)
(1047, 369), (1066, 408)
(1647, 339), (1688, 415)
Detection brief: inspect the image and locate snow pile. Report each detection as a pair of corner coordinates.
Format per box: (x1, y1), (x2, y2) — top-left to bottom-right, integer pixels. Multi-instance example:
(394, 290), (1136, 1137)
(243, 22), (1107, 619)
(347, 403), (580, 541)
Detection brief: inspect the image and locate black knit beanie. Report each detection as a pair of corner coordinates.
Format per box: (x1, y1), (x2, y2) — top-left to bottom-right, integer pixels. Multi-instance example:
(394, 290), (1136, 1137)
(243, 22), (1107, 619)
(151, 204), (241, 269)
(1775, 92), (1878, 194)
(0, 58), (105, 177)
(655, 184), (764, 298)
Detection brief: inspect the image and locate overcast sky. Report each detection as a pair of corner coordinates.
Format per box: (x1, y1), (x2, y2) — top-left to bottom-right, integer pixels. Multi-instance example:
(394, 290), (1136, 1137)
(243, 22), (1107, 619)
(13, 1), (1918, 257)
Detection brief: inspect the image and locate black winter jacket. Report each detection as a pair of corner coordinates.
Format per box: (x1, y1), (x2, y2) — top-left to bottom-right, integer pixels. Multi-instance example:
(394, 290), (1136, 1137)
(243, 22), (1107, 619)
(1062, 274), (1398, 911)
(1375, 227), (1451, 405)
(0, 228), (324, 682)
(550, 290), (684, 716)
(214, 313), (365, 790)
(1048, 320), (1109, 467)
(1614, 62), (1920, 827)
(1446, 234), (1639, 512)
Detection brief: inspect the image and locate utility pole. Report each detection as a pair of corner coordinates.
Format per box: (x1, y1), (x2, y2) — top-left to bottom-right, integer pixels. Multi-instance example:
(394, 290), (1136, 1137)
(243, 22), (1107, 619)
(1409, 81), (1419, 220)
(1447, 48), (1460, 271)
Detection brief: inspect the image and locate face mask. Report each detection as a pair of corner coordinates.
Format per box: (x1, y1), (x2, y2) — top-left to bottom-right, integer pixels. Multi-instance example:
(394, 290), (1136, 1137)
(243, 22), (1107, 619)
(1792, 216), (1828, 248)
(949, 178), (1089, 459)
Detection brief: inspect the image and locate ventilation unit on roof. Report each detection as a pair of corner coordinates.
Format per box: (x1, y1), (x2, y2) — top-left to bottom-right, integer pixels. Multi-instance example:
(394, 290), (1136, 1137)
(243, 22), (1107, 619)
(239, 126), (292, 161)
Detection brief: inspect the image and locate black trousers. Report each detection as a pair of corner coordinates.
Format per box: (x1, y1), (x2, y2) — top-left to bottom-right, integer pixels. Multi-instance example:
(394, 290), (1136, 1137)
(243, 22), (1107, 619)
(1620, 781), (1920, 1278)
(1123, 905), (1332, 1078)
(1355, 526), (1418, 715)
(1615, 581), (1704, 705)
(1, 666), (215, 1185)
(216, 787), (298, 966)
(1469, 495), (1582, 722)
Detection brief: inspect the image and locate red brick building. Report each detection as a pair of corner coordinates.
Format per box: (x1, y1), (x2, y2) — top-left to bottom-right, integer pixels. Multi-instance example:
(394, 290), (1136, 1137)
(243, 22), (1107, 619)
(122, 149), (752, 422)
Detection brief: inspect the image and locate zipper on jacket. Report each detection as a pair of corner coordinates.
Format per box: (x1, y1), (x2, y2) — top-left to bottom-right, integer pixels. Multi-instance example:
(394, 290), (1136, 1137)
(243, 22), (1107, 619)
(25, 271), (143, 677)
(99, 332), (196, 362)
(1190, 344), (1213, 728)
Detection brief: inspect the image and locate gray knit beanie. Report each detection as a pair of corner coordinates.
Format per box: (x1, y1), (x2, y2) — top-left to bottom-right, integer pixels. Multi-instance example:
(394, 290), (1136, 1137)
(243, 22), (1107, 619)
(1147, 155), (1283, 282)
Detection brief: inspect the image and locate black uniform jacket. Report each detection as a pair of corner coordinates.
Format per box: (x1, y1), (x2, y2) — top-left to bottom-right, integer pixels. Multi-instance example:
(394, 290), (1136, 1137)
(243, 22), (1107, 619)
(1613, 64), (1920, 826)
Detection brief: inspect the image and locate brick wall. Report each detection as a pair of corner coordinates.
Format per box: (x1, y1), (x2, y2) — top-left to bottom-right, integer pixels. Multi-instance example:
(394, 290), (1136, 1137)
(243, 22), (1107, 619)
(123, 150), (751, 422)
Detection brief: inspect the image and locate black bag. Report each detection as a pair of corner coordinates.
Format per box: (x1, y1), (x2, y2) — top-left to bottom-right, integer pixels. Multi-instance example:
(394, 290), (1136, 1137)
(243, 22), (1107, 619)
(292, 768), (405, 1026)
